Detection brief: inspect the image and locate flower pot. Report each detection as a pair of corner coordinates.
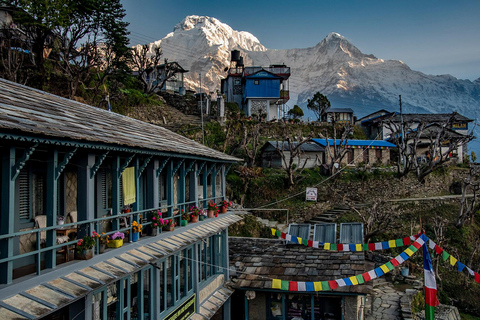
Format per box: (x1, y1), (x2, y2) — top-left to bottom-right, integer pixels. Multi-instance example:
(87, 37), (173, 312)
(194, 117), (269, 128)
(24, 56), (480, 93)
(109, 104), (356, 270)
(148, 226), (158, 236)
(98, 243), (106, 254)
(180, 219), (188, 226)
(76, 248), (93, 260)
(207, 209), (215, 218)
(162, 225), (175, 232)
(131, 232), (139, 242)
(199, 215), (205, 221)
(220, 206), (228, 214)
(107, 239), (123, 248)
(190, 215), (199, 223)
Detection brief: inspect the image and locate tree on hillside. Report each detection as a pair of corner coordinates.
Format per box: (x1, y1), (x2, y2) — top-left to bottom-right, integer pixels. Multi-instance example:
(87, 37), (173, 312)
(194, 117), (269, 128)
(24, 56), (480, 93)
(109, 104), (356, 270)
(307, 92), (330, 121)
(241, 119), (263, 167)
(287, 105), (304, 119)
(456, 163), (480, 227)
(272, 123), (313, 187)
(384, 113), (474, 183)
(321, 116), (353, 176)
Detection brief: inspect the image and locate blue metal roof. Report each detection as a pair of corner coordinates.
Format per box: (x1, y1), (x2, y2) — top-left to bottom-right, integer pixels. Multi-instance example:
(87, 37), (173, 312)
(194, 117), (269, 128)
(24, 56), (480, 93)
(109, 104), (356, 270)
(313, 139), (396, 148)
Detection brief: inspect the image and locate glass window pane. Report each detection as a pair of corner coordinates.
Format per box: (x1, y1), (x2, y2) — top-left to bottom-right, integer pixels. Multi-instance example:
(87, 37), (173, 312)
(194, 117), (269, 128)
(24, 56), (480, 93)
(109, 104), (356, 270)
(180, 251), (186, 299)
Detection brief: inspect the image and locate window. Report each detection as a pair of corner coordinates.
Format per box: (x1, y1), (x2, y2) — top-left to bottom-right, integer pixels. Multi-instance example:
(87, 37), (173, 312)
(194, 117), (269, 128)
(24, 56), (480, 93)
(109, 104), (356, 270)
(18, 168), (30, 222)
(313, 223), (336, 243)
(340, 223), (364, 243)
(288, 224), (310, 243)
(234, 79), (240, 85)
(254, 80), (259, 85)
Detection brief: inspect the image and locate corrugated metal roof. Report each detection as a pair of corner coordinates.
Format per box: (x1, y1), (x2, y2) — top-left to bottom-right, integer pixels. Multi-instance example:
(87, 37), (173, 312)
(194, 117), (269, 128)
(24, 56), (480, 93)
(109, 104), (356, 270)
(0, 214), (243, 319)
(313, 139), (396, 148)
(0, 78), (239, 162)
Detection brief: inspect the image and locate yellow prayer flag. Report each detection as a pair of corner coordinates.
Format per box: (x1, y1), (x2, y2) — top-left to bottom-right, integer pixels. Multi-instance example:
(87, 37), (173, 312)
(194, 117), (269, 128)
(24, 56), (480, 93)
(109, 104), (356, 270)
(388, 240), (396, 248)
(297, 237), (302, 244)
(272, 279), (282, 289)
(122, 167), (136, 205)
(355, 244), (362, 251)
(314, 282), (322, 291)
(380, 264), (389, 273)
(324, 243), (331, 250)
(271, 228), (276, 236)
(405, 248), (414, 256)
(349, 276), (358, 285)
(450, 256), (457, 266)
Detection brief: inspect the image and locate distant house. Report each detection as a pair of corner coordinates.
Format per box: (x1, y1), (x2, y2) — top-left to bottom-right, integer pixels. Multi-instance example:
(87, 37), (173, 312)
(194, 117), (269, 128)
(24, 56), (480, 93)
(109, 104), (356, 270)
(358, 110), (473, 163)
(221, 50), (290, 121)
(313, 139), (396, 166)
(260, 141), (324, 168)
(321, 107), (355, 124)
(136, 61), (188, 95)
(229, 237), (369, 320)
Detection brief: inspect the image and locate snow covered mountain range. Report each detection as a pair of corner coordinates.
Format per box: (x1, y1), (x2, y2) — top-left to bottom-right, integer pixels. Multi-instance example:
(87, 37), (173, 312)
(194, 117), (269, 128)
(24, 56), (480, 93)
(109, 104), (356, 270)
(141, 15), (480, 126)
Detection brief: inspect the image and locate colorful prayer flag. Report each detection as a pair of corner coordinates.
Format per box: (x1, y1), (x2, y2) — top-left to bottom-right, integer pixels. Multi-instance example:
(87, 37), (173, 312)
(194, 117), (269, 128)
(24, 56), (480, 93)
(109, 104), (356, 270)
(350, 276), (359, 285)
(390, 258), (400, 267)
(328, 280), (338, 289)
(363, 272), (371, 282)
(298, 282), (306, 291)
(423, 244), (439, 320)
(435, 246), (443, 255)
(356, 244), (362, 251)
(356, 274), (365, 284)
(374, 267), (384, 277)
(324, 243), (331, 250)
(289, 281), (298, 291)
(396, 238), (404, 247)
(442, 251), (450, 261)
(337, 244), (344, 251)
(403, 237), (412, 245)
(336, 279), (347, 287)
(457, 262), (465, 272)
(321, 281), (329, 291)
(306, 282), (315, 292)
(314, 282), (322, 291)
(380, 264), (389, 273)
(449, 256), (457, 266)
(343, 278), (352, 286)
(281, 280), (289, 290)
(368, 243), (375, 251)
(272, 279), (281, 289)
(271, 228), (276, 236)
(389, 240), (396, 248)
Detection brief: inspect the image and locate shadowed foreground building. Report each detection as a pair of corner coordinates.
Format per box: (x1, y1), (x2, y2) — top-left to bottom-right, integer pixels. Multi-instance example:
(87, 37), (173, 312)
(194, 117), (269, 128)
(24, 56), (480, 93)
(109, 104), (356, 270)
(0, 78), (241, 319)
(229, 237), (370, 320)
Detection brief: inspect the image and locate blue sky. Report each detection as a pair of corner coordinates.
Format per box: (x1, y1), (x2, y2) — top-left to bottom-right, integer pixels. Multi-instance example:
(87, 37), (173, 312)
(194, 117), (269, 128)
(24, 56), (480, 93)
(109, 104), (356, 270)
(121, 0), (480, 81)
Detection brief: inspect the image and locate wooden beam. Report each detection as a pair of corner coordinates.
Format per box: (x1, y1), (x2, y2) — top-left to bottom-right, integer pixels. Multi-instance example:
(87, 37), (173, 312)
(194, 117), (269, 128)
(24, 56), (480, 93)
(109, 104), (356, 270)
(11, 143), (38, 180)
(185, 160), (196, 173)
(172, 159), (185, 175)
(225, 163), (233, 176)
(56, 147), (78, 180)
(90, 151), (109, 179)
(196, 161), (206, 177)
(118, 153), (136, 178)
(138, 156), (153, 177)
(156, 157), (170, 177)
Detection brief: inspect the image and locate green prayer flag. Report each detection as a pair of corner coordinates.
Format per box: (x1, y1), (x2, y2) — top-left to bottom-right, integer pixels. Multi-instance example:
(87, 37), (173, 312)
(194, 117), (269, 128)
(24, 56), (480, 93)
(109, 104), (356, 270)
(409, 245), (418, 253)
(302, 239), (309, 246)
(396, 238), (404, 247)
(276, 230), (281, 237)
(363, 244), (369, 251)
(281, 280), (289, 290)
(442, 250), (450, 261)
(385, 261), (394, 270)
(330, 244), (337, 251)
(356, 274), (365, 284)
(321, 281), (330, 290)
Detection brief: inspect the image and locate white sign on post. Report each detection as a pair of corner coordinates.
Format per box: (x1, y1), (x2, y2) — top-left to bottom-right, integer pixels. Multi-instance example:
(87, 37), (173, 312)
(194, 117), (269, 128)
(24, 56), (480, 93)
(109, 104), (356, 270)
(306, 187), (318, 201)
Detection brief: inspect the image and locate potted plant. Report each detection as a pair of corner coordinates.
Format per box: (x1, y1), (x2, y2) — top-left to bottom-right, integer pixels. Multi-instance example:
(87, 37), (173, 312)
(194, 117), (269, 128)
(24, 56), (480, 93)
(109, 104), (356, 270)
(199, 209), (207, 221)
(107, 231), (124, 248)
(189, 205), (201, 223)
(98, 232), (109, 253)
(180, 210), (190, 226)
(162, 219), (176, 232)
(75, 232), (97, 260)
(207, 200), (218, 218)
(220, 200), (232, 214)
(149, 209), (162, 236)
(131, 221), (142, 242)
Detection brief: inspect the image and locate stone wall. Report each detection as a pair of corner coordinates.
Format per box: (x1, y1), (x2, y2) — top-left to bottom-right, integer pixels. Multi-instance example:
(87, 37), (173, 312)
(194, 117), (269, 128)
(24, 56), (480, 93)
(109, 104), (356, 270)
(247, 292), (266, 320)
(344, 295), (363, 320)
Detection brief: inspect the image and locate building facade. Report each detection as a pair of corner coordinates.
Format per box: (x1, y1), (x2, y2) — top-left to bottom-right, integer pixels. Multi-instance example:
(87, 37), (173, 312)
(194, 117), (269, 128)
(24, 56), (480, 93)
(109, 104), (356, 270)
(260, 141), (324, 169)
(221, 50), (290, 121)
(0, 78), (241, 319)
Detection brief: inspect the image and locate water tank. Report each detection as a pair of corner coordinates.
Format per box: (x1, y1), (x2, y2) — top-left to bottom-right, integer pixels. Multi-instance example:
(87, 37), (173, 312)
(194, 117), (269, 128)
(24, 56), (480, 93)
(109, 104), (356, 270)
(231, 50), (240, 61)
(238, 56), (244, 66)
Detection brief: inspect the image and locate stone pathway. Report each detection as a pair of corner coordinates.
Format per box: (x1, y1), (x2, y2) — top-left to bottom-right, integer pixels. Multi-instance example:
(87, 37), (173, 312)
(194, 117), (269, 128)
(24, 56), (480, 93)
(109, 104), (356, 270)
(365, 278), (404, 320)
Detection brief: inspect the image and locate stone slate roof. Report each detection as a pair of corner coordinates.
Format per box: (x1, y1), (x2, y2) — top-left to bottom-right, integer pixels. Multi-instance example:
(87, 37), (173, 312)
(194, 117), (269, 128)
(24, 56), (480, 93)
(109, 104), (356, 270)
(0, 78), (240, 162)
(264, 141), (325, 153)
(362, 112), (472, 125)
(325, 108), (354, 113)
(229, 237), (370, 294)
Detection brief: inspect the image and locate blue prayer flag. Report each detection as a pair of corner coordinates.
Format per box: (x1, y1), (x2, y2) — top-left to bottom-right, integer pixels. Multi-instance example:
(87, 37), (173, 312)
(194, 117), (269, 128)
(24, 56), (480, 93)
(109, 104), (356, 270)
(374, 267), (384, 277)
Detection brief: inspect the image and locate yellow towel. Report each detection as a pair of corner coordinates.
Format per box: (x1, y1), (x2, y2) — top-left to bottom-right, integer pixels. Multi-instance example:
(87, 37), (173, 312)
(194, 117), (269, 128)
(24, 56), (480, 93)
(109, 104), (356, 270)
(122, 167), (136, 205)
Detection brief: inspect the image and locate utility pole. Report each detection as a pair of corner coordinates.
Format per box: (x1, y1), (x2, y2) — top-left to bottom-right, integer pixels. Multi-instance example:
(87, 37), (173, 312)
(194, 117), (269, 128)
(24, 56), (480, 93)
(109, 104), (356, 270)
(399, 95), (405, 167)
(200, 73), (205, 144)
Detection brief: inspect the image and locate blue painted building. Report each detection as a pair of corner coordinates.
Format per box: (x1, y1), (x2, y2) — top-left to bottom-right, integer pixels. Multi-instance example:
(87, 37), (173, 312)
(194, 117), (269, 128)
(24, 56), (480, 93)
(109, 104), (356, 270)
(221, 50), (290, 121)
(0, 78), (242, 319)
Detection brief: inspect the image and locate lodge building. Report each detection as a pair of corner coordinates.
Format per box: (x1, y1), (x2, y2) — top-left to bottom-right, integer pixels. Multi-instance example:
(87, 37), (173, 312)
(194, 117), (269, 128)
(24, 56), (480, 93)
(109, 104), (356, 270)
(0, 78), (241, 319)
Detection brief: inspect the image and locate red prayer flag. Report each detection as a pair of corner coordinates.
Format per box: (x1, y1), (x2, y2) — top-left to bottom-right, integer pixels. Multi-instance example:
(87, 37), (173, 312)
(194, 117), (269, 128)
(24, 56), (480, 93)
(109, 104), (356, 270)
(280, 232), (286, 239)
(412, 241), (422, 249)
(362, 272), (371, 282)
(368, 243), (375, 251)
(435, 246), (443, 255)
(337, 244), (343, 251)
(308, 240), (313, 247)
(403, 237), (411, 245)
(328, 280), (338, 289)
(390, 258), (400, 267)
(475, 272), (480, 284)
(289, 281), (298, 291)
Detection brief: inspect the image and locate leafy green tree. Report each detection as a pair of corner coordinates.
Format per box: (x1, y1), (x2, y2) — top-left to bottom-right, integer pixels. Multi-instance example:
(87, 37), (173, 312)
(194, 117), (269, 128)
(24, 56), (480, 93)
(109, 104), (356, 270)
(307, 92), (331, 121)
(287, 105), (304, 119)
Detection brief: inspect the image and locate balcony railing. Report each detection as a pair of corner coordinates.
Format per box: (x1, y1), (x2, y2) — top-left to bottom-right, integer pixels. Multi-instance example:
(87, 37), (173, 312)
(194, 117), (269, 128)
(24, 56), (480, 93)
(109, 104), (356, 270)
(243, 66), (291, 78)
(0, 195), (226, 282)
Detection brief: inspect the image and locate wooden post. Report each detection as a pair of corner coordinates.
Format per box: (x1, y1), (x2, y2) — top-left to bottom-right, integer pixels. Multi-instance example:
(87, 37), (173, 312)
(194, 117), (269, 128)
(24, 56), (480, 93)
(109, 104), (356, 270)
(147, 159), (159, 210)
(0, 147), (16, 284)
(166, 160), (174, 216)
(45, 148), (58, 269)
(77, 153), (96, 239)
(112, 155), (120, 231)
(202, 164), (208, 208)
(179, 162), (186, 211)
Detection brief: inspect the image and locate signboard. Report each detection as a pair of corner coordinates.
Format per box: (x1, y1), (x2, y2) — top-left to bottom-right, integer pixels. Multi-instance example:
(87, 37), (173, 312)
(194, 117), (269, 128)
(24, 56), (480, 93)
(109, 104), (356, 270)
(164, 294), (196, 320)
(452, 122), (468, 130)
(306, 188), (318, 201)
